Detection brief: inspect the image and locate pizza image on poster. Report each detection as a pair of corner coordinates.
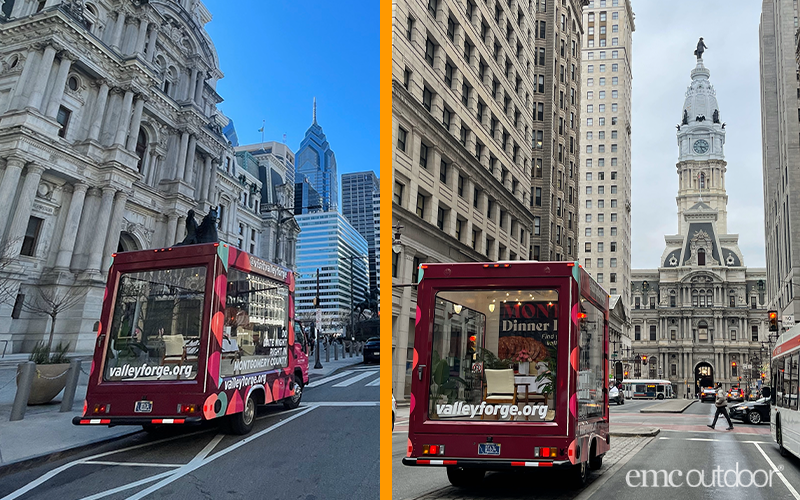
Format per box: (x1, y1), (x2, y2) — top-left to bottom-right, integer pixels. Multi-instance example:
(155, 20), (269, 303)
(497, 301), (558, 361)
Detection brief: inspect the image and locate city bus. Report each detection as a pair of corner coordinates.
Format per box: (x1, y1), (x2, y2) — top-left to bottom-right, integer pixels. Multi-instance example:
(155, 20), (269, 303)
(73, 242), (309, 435)
(770, 323), (800, 458)
(621, 379), (674, 400)
(403, 261), (609, 487)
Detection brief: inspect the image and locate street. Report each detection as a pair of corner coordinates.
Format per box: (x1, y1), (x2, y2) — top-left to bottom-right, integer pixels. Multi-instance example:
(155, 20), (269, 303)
(393, 398), (800, 499)
(0, 365), (379, 500)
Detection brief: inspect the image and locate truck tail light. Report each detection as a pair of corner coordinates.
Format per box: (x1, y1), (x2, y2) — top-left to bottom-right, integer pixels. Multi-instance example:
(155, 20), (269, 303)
(422, 444), (445, 455)
(534, 447), (556, 458)
(93, 403), (111, 414)
(178, 404), (197, 413)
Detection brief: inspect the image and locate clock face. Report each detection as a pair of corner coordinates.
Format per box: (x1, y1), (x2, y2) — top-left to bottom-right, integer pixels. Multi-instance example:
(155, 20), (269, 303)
(693, 139), (709, 154)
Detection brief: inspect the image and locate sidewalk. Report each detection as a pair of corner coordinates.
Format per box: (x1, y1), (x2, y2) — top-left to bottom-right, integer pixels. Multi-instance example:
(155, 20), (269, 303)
(0, 349), (364, 471)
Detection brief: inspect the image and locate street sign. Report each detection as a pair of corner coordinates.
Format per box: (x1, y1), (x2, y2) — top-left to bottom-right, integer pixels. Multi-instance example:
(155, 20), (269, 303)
(783, 315), (794, 325)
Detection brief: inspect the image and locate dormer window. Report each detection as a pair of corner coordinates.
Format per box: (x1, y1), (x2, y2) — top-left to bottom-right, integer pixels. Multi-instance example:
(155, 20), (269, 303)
(697, 248), (705, 266)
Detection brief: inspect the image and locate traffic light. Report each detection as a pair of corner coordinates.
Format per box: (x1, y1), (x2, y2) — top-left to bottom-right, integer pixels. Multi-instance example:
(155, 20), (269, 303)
(769, 311), (779, 332)
(738, 376), (742, 382)
(641, 355), (647, 365)
(624, 371), (629, 378)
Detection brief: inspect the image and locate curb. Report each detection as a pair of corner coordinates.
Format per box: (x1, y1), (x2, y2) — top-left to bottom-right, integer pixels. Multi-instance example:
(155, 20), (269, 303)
(610, 427), (661, 437)
(640, 400), (695, 413)
(0, 428), (141, 479)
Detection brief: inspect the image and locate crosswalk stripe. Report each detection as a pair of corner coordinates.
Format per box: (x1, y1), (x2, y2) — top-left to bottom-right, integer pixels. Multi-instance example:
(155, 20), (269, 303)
(306, 370), (355, 388)
(332, 370), (379, 387)
(365, 377), (380, 387)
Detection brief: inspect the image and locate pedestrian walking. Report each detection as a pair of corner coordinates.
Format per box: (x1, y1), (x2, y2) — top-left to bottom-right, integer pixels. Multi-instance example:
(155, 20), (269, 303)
(707, 382), (734, 430)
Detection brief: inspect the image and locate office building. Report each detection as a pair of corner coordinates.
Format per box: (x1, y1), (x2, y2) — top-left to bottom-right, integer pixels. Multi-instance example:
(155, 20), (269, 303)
(342, 171), (380, 291)
(296, 100), (338, 212)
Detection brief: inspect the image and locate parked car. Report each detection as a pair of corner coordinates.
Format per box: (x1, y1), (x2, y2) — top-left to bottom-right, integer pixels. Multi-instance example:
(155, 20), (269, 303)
(700, 387), (717, 402)
(730, 397), (770, 425)
(363, 337), (380, 364)
(609, 384), (625, 405)
(727, 388), (744, 402)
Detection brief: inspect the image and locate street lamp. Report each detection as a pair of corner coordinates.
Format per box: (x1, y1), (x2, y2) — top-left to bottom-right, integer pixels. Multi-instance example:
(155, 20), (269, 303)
(343, 253), (369, 342)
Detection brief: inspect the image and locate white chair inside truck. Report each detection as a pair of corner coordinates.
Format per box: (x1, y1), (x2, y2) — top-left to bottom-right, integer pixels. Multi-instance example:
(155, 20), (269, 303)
(482, 369), (517, 420)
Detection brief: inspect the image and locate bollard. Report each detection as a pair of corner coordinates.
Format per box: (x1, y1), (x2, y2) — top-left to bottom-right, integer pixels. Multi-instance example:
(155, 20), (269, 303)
(334, 342), (339, 360)
(349, 341), (353, 358)
(325, 343), (330, 362)
(11, 361), (36, 421)
(60, 359), (82, 412)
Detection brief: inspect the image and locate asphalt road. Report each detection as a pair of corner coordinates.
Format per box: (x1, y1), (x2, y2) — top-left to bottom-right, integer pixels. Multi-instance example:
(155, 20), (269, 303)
(394, 397), (800, 499)
(0, 365), (379, 500)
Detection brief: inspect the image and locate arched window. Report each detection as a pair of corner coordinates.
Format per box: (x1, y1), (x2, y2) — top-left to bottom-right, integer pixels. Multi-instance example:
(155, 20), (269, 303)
(699, 173), (705, 189)
(692, 290), (698, 307)
(698, 248), (706, 266)
(670, 290), (676, 307)
(135, 128), (147, 172)
(84, 3), (97, 31)
(698, 320), (708, 342)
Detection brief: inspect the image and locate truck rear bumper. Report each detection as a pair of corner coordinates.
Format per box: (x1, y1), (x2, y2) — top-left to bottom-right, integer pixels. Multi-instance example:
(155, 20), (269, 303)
(402, 457), (572, 469)
(72, 416), (203, 426)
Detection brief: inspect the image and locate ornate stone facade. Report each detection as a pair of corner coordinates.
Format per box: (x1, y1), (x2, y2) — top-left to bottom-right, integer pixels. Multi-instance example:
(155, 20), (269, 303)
(630, 56), (768, 398)
(0, 0), (297, 353)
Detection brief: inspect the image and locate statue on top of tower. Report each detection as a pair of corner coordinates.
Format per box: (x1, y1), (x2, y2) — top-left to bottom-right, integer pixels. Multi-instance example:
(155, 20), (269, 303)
(694, 37), (707, 60)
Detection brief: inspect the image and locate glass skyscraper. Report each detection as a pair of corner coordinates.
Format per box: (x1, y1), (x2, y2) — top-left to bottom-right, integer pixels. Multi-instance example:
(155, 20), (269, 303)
(295, 211), (369, 335)
(342, 171), (379, 292)
(296, 100), (338, 212)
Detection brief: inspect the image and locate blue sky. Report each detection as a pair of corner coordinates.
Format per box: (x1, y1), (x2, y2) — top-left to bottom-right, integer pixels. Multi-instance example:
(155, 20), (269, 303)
(203, 0), (379, 182)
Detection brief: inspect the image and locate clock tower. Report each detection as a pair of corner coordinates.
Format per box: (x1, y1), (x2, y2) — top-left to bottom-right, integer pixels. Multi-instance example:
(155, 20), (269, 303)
(675, 56), (728, 234)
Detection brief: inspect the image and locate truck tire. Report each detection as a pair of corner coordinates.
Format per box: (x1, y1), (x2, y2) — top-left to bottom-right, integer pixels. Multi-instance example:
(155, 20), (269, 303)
(571, 460), (588, 487)
(228, 394), (256, 435)
(284, 374), (303, 410)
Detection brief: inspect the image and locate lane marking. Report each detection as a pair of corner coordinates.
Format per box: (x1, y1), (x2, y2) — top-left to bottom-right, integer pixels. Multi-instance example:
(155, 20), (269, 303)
(82, 461), (182, 468)
(753, 442), (800, 500)
(0, 428), (211, 500)
(365, 377), (380, 387)
(124, 406), (317, 500)
(76, 471), (176, 500)
(305, 370), (354, 388)
(331, 370), (378, 387)
(687, 438), (718, 442)
(309, 401), (380, 407)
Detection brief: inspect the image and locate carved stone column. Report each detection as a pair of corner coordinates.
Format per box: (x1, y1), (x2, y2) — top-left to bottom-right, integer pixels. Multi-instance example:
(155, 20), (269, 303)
(207, 158), (220, 203)
(145, 25), (158, 62)
(45, 51), (75, 118)
(0, 157), (25, 241)
(4, 163), (46, 258)
(188, 67), (199, 103)
(175, 130), (190, 180)
(101, 190), (129, 271)
(8, 49), (39, 110)
(110, 11), (127, 52)
(175, 215), (186, 244)
(27, 43), (58, 112)
(54, 182), (88, 269)
(113, 89), (135, 146)
(164, 213), (178, 247)
(184, 135), (197, 184)
(199, 154), (211, 203)
(126, 95), (146, 151)
(135, 18), (149, 56)
(85, 187), (116, 272)
(88, 80), (110, 142)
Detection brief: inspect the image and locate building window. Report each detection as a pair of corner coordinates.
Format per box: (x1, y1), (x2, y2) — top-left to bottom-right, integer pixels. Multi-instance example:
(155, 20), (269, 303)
(751, 296), (757, 309)
(425, 38), (436, 66)
(413, 256), (422, 283)
(436, 206), (446, 230)
(393, 181), (404, 205)
(392, 252), (399, 278)
(455, 219), (463, 241)
(419, 143), (429, 169)
(56, 106), (72, 138)
(457, 175), (465, 197)
(406, 16), (415, 40)
(422, 86), (432, 111)
(11, 293), (24, 319)
(650, 297), (655, 309)
(635, 297), (640, 309)
(635, 325), (641, 340)
(20, 217), (43, 257)
(439, 160), (448, 183)
(397, 126), (407, 152)
(731, 330), (737, 341)
(752, 325), (758, 341)
(585, 242), (591, 252)
(415, 193), (426, 218)
(650, 325), (656, 341)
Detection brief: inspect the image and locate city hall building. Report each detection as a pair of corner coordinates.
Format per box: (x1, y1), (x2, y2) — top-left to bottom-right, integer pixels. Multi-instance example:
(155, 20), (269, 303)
(0, 0), (297, 353)
(629, 54), (769, 398)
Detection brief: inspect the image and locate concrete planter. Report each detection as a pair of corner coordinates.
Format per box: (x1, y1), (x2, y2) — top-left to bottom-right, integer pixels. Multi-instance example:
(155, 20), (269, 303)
(17, 363), (70, 405)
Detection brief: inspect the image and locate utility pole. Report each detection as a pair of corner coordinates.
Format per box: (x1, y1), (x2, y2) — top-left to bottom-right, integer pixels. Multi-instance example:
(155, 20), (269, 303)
(350, 255), (355, 343)
(314, 268), (322, 369)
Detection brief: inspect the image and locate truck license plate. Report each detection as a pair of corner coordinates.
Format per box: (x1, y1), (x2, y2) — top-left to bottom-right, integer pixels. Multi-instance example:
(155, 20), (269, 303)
(478, 443), (501, 456)
(134, 400), (153, 413)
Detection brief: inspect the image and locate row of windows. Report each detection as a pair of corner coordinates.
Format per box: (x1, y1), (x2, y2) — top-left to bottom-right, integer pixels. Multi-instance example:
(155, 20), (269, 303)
(588, 0), (623, 9)
(632, 293), (762, 309)
(585, 158), (619, 168)
(585, 76), (619, 86)
(585, 227), (619, 237)
(585, 117), (619, 128)
(585, 213), (619, 223)
(585, 171), (619, 181)
(587, 11), (621, 22)
(585, 63), (619, 72)
(585, 185), (619, 195)
(586, 90), (619, 99)
(586, 37), (621, 48)
(583, 257), (618, 268)
(586, 103), (619, 113)
(634, 325), (760, 343)
(584, 241), (618, 252)
(586, 25), (620, 35)
(585, 199), (620, 209)
(585, 49), (621, 60)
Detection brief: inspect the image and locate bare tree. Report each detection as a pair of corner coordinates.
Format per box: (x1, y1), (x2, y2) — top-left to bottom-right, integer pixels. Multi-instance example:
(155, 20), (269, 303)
(18, 285), (89, 350)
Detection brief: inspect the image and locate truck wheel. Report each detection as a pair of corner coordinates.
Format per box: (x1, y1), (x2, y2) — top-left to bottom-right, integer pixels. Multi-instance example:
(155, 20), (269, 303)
(571, 460), (588, 488)
(777, 420), (789, 457)
(446, 467), (484, 488)
(229, 394), (256, 435)
(589, 440), (603, 470)
(657, 394), (665, 400)
(283, 374), (303, 410)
